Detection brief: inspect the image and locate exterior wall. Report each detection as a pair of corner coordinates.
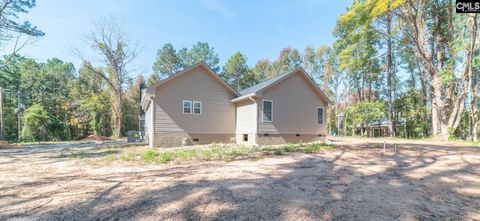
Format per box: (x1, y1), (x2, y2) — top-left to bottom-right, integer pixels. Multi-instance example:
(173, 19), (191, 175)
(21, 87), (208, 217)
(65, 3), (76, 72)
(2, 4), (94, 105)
(257, 72), (327, 136)
(151, 66), (237, 147)
(235, 99), (257, 145)
(256, 134), (326, 145)
(153, 132), (235, 147)
(144, 102), (155, 147)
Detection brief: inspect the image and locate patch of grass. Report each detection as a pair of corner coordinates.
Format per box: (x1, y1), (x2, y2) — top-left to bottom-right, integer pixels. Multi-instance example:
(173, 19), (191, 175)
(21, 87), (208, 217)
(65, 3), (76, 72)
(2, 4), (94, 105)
(111, 142), (335, 164)
(142, 149), (159, 162)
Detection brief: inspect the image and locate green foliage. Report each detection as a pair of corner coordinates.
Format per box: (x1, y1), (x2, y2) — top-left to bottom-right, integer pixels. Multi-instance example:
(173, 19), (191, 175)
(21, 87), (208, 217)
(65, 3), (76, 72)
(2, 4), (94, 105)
(0, 0), (44, 44)
(151, 42), (220, 81)
(271, 47), (302, 77)
(221, 51), (258, 90)
(152, 43), (181, 78)
(346, 101), (385, 126)
(21, 104), (65, 141)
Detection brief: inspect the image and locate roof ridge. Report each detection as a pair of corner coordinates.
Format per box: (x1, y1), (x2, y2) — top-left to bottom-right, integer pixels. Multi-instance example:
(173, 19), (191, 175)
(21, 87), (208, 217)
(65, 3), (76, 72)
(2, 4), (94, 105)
(238, 68), (299, 95)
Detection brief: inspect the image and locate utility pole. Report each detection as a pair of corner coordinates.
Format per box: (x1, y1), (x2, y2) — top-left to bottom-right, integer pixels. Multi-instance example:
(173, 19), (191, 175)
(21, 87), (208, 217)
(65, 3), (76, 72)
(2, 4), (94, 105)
(16, 90), (22, 141)
(0, 87), (3, 141)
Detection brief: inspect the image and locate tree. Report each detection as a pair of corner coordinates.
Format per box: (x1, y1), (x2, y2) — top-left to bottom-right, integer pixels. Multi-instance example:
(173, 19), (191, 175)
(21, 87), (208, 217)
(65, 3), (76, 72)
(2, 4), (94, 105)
(346, 101), (385, 136)
(221, 51), (249, 91)
(146, 73), (161, 87)
(122, 74), (144, 134)
(252, 59), (272, 80)
(398, 0), (478, 140)
(83, 18), (138, 137)
(180, 42), (220, 72)
(21, 103), (64, 141)
(152, 43), (181, 79)
(272, 47), (302, 76)
(151, 42), (221, 81)
(336, 0), (405, 137)
(70, 62), (112, 137)
(0, 0), (44, 68)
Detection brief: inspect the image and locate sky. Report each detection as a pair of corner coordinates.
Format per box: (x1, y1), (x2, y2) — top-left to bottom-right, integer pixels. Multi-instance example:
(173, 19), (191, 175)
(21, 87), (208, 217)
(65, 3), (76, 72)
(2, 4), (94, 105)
(6, 0), (352, 78)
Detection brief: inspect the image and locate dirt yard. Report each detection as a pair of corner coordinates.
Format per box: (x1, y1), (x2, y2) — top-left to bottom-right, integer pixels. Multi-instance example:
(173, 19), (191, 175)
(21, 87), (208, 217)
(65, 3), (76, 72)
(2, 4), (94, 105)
(0, 138), (479, 220)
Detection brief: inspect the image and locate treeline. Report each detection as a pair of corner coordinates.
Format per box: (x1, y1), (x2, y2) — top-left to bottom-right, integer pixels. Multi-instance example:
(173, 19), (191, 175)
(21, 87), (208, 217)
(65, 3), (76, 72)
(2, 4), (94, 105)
(2, 0), (480, 142)
(332, 0), (480, 141)
(0, 55), (143, 141)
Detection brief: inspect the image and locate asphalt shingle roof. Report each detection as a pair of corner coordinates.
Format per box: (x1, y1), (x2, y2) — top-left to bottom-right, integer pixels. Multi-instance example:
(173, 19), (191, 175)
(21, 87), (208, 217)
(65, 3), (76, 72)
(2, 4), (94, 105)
(239, 69), (295, 95)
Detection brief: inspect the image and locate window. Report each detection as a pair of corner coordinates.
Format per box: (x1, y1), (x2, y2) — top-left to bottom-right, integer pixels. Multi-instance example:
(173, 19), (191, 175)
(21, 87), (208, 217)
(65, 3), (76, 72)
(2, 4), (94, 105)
(317, 107), (324, 124)
(183, 100), (192, 114)
(262, 100), (273, 122)
(193, 101), (202, 114)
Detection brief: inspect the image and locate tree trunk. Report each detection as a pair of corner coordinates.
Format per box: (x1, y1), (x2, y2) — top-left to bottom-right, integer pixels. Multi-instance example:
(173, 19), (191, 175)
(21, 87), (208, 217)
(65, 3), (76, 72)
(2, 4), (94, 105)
(472, 67), (478, 141)
(448, 14), (477, 132)
(386, 5), (394, 137)
(111, 89), (123, 138)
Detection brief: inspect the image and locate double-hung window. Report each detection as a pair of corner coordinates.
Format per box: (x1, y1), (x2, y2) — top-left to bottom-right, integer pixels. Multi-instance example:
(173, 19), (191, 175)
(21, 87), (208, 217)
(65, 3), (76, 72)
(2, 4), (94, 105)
(317, 107), (324, 124)
(183, 100), (192, 114)
(262, 100), (273, 122)
(193, 101), (202, 114)
(183, 100), (202, 114)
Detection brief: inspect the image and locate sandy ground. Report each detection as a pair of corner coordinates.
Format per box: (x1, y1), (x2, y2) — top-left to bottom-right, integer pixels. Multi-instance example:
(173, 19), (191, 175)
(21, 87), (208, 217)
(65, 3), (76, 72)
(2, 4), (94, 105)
(0, 137), (479, 221)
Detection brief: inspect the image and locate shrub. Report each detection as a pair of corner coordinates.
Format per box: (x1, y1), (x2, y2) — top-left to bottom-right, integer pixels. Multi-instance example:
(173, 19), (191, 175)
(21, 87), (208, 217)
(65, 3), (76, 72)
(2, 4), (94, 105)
(21, 104), (66, 141)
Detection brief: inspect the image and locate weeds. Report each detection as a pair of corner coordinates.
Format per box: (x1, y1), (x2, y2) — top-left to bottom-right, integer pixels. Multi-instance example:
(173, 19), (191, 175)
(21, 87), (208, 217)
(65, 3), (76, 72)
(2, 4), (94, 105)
(109, 142), (335, 164)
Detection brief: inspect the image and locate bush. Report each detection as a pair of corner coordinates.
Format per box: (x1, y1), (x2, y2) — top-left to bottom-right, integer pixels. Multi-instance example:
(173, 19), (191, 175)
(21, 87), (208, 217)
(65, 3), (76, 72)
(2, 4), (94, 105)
(21, 104), (66, 142)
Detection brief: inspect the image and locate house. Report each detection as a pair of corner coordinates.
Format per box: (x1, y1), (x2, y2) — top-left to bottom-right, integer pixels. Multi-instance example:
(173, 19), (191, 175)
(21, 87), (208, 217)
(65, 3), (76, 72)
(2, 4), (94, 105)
(354, 118), (407, 137)
(141, 63), (330, 147)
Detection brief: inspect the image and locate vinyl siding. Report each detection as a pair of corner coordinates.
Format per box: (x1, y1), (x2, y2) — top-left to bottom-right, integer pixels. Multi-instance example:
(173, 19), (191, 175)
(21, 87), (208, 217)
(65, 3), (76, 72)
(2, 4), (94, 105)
(153, 66), (237, 134)
(257, 72), (327, 134)
(235, 99), (256, 134)
(144, 102), (154, 146)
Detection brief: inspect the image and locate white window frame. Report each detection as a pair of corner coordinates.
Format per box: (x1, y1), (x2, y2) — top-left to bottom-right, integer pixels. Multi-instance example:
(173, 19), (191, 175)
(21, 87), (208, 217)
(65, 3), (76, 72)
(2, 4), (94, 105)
(262, 99), (273, 123)
(183, 100), (192, 114)
(193, 101), (202, 115)
(317, 107), (324, 125)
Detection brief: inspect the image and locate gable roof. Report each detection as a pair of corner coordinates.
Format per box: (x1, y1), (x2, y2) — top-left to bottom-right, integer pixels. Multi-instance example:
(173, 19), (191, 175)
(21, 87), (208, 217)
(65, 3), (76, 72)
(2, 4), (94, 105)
(232, 68), (331, 104)
(141, 63), (239, 110)
(145, 62), (240, 96)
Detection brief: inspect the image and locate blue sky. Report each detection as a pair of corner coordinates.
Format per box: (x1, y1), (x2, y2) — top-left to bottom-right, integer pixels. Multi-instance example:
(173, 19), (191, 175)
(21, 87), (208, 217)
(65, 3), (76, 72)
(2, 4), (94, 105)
(7, 0), (351, 78)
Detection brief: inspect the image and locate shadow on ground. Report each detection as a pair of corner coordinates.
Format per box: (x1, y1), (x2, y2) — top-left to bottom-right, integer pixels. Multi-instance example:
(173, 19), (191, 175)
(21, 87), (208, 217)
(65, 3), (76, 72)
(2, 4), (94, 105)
(0, 139), (479, 220)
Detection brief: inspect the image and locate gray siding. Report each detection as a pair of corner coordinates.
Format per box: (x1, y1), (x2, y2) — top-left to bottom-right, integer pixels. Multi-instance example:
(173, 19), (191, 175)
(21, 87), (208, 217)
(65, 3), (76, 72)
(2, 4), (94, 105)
(153, 66), (237, 135)
(257, 72), (327, 134)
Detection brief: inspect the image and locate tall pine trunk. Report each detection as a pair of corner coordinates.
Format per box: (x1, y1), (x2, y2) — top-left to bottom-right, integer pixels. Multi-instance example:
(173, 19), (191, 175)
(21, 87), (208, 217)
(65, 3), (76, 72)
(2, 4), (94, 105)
(386, 4), (394, 137)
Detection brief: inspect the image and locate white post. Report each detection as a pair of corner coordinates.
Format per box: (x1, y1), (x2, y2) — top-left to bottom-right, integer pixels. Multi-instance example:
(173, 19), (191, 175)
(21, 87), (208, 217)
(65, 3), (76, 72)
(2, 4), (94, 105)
(383, 141), (386, 152)
(0, 87), (3, 141)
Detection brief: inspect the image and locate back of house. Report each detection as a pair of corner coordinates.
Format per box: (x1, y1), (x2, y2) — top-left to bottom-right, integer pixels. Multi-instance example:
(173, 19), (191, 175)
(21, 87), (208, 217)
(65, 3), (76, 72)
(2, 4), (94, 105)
(141, 63), (239, 147)
(142, 63), (330, 147)
(232, 68), (330, 145)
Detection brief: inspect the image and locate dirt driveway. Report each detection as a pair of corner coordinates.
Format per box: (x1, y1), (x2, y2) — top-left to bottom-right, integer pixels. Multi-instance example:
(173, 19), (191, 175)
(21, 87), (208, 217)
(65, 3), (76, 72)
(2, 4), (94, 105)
(0, 138), (479, 220)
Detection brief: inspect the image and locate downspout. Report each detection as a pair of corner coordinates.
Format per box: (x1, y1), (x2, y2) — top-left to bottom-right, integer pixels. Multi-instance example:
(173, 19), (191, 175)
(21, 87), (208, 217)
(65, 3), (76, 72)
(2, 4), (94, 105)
(248, 95), (258, 145)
